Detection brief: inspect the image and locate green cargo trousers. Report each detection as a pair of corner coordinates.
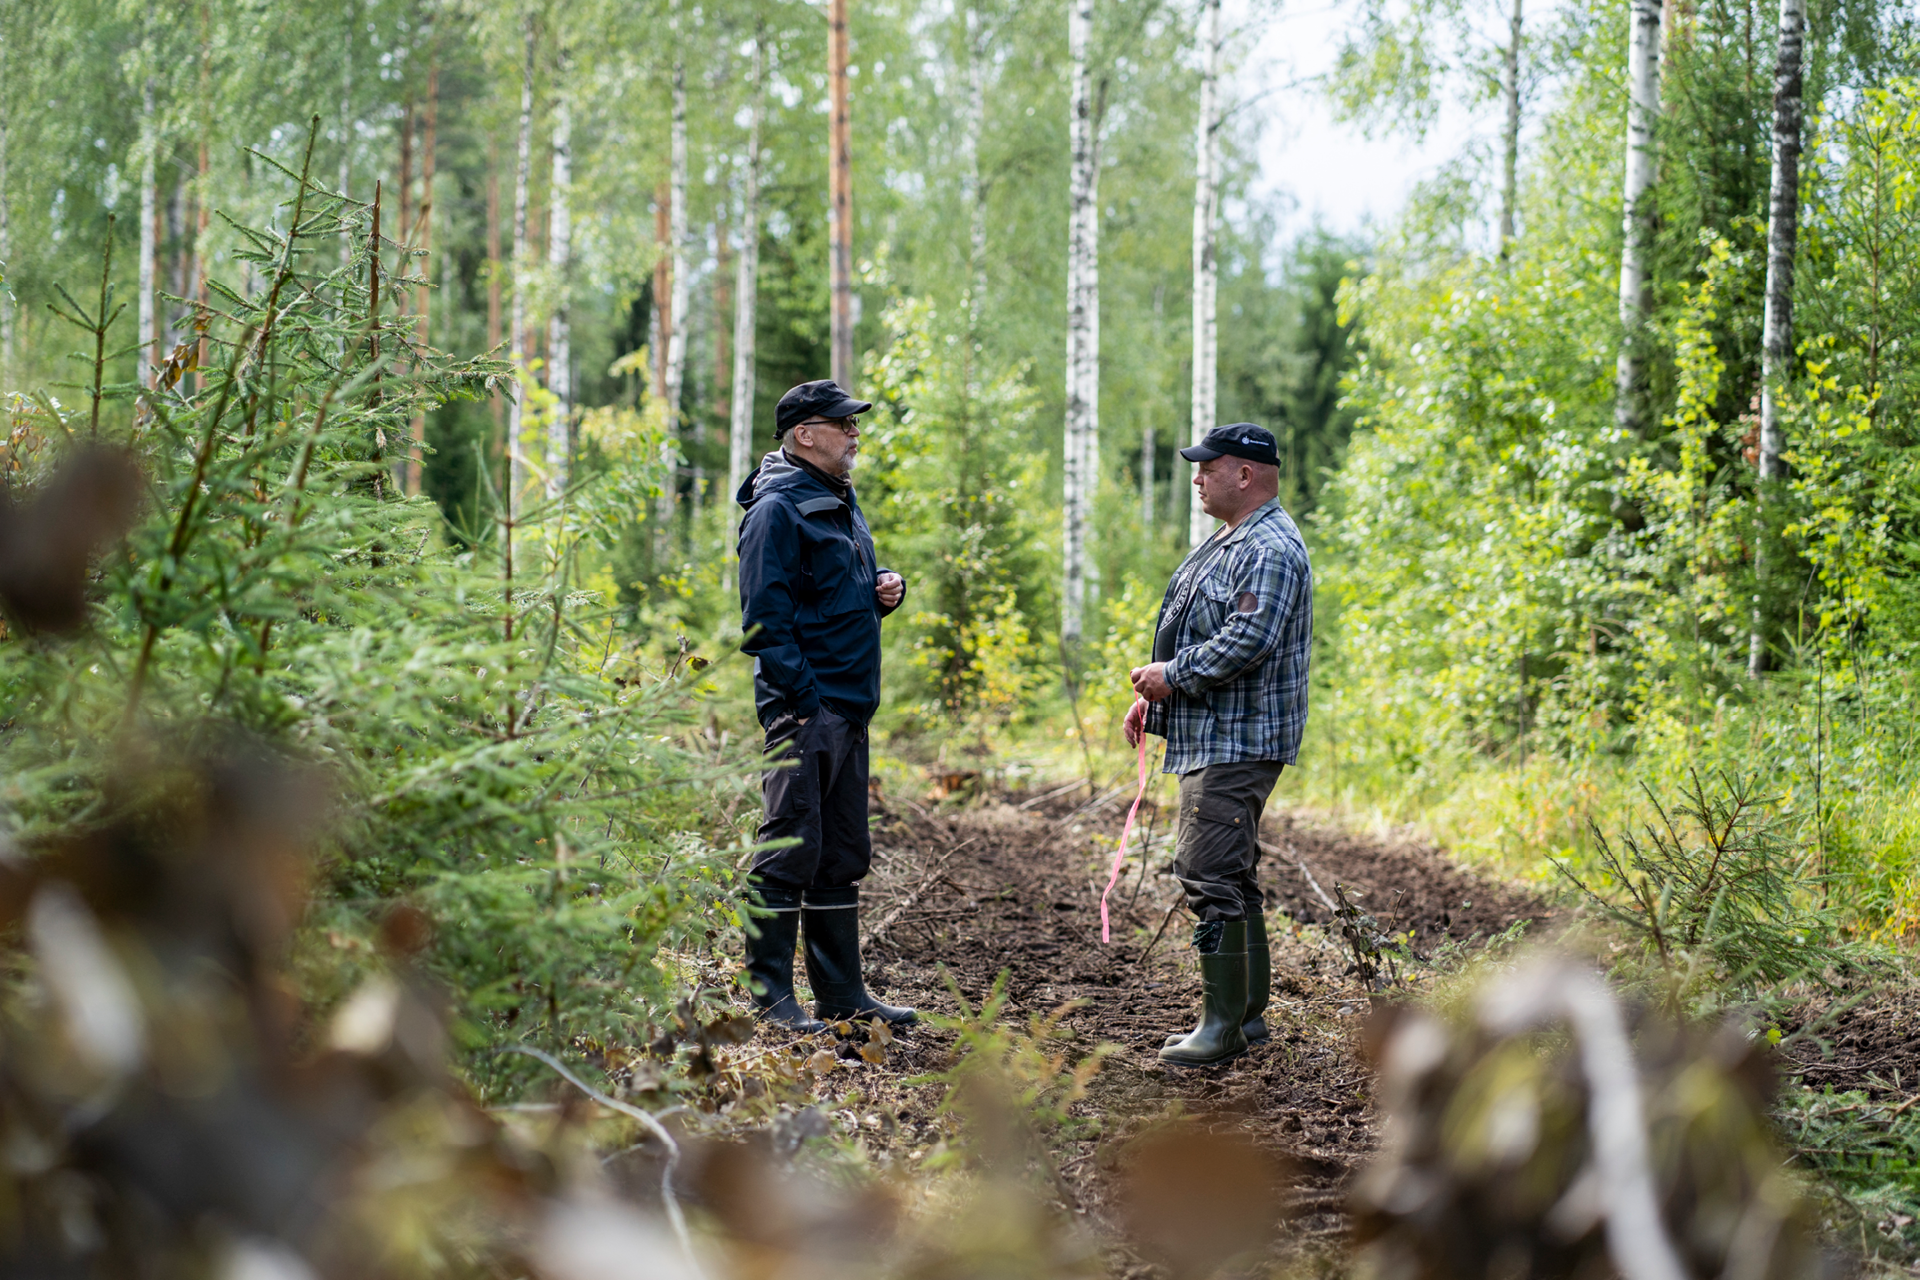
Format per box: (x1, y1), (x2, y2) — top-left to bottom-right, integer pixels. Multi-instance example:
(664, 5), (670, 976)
(1172, 759), (1286, 922)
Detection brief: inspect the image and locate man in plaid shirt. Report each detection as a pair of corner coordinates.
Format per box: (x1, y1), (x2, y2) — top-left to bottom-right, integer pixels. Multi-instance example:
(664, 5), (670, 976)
(1124, 422), (1312, 1066)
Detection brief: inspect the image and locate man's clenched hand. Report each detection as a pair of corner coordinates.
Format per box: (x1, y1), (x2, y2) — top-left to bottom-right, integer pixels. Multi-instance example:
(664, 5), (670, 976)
(876, 571), (905, 608)
(1130, 662), (1172, 702)
(1123, 698), (1149, 748)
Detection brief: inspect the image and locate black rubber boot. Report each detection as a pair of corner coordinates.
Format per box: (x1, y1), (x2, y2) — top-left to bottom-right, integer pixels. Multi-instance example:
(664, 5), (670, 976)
(1158, 920), (1249, 1066)
(802, 888), (917, 1028)
(742, 889), (826, 1034)
(1164, 913), (1271, 1047)
(1243, 912), (1272, 1044)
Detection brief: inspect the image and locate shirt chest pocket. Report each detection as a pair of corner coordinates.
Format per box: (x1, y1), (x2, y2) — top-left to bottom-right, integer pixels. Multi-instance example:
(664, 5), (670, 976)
(1188, 574), (1237, 638)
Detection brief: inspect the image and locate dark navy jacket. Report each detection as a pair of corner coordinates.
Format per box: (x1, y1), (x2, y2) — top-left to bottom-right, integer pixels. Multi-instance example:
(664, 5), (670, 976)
(736, 450), (902, 728)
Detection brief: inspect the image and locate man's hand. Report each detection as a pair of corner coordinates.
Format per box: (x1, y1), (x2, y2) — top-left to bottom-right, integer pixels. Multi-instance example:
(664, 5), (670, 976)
(1130, 662), (1173, 702)
(1123, 698), (1149, 748)
(876, 571), (905, 609)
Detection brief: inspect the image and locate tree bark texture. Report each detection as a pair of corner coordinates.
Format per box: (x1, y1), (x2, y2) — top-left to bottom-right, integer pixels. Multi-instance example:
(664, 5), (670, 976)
(728, 25), (765, 512)
(486, 138), (502, 433)
(409, 57), (437, 495)
(1613, 0), (1664, 436)
(508, 13), (536, 519)
(138, 47), (157, 385)
(828, 0), (854, 390)
(1062, 0), (1100, 648)
(1, 53), (13, 384)
(1188, 0), (1221, 549)
(546, 78), (572, 499)
(1498, 0), (1523, 252)
(963, 2), (990, 359)
(666, 44), (691, 499)
(1749, 0), (1804, 677)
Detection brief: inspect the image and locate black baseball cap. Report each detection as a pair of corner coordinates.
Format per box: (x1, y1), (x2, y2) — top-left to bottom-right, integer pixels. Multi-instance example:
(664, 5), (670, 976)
(1180, 422), (1280, 467)
(775, 379), (873, 438)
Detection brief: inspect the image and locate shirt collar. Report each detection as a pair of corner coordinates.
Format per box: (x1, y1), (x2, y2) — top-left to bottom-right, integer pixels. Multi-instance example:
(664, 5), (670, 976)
(1216, 498), (1283, 547)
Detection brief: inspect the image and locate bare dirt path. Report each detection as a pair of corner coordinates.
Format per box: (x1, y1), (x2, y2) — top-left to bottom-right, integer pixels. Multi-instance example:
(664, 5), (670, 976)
(815, 783), (1554, 1270)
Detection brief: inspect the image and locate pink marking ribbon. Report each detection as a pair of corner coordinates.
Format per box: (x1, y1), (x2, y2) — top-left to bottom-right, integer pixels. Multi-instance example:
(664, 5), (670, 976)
(1099, 722), (1153, 943)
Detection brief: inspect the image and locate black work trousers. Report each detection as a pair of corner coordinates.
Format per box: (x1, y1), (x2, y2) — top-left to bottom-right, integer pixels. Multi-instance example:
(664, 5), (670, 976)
(751, 707), (872, 904)
(1172, 759), (1286, 923)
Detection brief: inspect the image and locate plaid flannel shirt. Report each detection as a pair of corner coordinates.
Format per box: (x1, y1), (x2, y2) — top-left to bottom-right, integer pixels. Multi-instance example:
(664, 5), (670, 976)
(1143, 499), (1313, 774)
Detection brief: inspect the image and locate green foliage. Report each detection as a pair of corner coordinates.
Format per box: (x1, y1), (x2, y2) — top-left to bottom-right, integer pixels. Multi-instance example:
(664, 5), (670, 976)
(0, 143), (754, 1101)
(1554, 771), (1868, 1012)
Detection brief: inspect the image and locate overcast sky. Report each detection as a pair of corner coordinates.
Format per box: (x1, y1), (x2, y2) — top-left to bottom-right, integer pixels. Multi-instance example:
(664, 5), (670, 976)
(1229, 0), (1476, 244)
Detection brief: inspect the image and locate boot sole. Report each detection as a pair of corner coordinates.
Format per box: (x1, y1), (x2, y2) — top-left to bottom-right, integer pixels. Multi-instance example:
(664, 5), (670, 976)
(1157, 1044), (1249, 1067)
(1164, 1027), (1267, 1048)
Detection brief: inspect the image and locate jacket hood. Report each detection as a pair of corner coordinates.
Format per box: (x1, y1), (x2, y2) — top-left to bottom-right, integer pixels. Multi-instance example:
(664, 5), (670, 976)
(736, 450), (852, 511)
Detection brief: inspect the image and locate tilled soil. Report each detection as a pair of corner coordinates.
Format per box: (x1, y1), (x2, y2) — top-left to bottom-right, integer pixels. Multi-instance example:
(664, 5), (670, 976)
(767, 783), (1558, 1271)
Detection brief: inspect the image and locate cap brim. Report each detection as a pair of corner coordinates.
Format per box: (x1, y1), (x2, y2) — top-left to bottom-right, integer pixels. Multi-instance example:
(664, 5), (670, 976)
(820, 395), (873, 418)
(1179, 444), (1225, 462)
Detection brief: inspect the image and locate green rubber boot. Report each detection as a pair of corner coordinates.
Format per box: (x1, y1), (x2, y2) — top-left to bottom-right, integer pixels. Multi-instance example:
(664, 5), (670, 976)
(1243, 913), (1272, 1044)
(1166, 913), (1272, 1048)
(1158, 921), (1249, 1067)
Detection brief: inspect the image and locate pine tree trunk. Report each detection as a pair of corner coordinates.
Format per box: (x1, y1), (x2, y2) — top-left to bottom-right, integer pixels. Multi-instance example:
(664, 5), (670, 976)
(1062, 0), (1100, 649)
(666, 44), (691, 514)
(728, 24), (764, 510)
(546, 78), (572, 499)
(409, 56), (437, 495)
(1188, 0), (1221, 549)
(1498, 0), (1523, 253)
(508, 12), (536, 519)
(828, 0), (854, 390)
(1613, 0), (1664, 436)
(1749, 0), (1804, 677)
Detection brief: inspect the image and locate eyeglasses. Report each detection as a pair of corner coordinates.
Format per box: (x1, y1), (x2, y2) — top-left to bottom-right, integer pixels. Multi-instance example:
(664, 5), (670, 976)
(799, 417), (859, 435)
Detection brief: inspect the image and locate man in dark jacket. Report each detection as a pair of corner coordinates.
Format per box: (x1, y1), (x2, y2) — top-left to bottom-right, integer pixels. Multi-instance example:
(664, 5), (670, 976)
(734, 380), (916, 1033)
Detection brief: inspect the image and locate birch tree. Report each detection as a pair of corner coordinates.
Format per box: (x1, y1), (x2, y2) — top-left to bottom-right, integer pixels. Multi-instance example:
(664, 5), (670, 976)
(1498, 0), (1524, 251)
(828, 0), (854, 389)
(507, 13), (536, 515)
(1061, 0), (1101, 649)
(728, 23), (765, 506)
(665, 41), (690, 479)
(136, 9), (157, 384)
(1612, 0), (1663, 435)
(0, 35), (12, 385)
(1188, 0), (1222, 549)
(546, 69), (573, 498)
(1748, 0), (1805, 676)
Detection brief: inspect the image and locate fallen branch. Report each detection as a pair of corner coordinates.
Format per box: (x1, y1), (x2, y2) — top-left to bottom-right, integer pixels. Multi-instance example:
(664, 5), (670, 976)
(1134, 900), (1189, 971)
(864, 837), (977, 949)
(498, 1045), (705, 1280)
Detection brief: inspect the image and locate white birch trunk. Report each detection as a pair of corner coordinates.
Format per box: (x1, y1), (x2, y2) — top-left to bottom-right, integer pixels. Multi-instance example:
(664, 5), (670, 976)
(1613, 0), (1664, 435)
(137, 56), (157, 385)
(546, 83), (572, 498)
(1498, 0), (1523, 251)
(507, 13), (536, 518)
(1188, 0), (1222, 549)
(1062, 0), (1100, 649)
(963, 4), (989, 355)
(665, 43), (690, 480)
(1749, 0), (1805, 677)
(728, 26), (765, 508)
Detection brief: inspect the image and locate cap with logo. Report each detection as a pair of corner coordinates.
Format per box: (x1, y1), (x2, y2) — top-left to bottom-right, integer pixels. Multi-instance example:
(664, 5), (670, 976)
(774, 379), (874, 439)
(1179, 422), (1280, 467)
